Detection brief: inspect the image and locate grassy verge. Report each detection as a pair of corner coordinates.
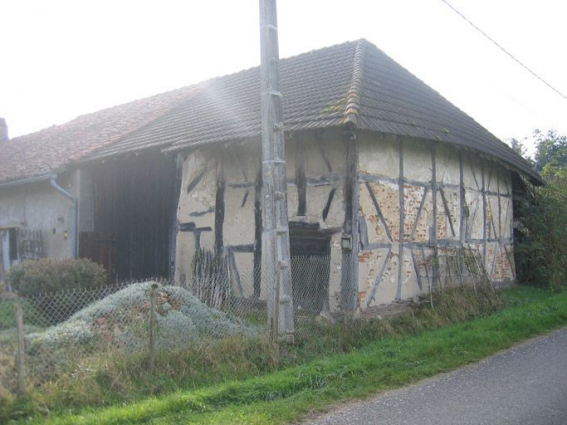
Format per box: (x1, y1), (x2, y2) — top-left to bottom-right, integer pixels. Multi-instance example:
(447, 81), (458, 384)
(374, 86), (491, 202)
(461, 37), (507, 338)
(8, 286), (567, 424)
(1, 280), (501, 419)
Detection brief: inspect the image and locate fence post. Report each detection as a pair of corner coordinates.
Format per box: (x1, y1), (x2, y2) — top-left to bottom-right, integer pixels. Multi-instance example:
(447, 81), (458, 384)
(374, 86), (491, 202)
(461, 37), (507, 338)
(14, 303), (26, 397)
(148, 284), (158, 373)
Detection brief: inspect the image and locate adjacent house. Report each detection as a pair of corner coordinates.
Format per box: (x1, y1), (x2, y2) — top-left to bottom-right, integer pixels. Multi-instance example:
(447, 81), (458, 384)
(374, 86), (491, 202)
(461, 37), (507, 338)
(0, 40), (542, 313)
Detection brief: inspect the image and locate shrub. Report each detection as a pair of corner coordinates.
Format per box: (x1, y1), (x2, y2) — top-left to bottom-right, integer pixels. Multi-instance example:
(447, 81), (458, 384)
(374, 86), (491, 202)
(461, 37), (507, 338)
(515, 173), (567, 291)
(6, 258), (107, 296)
(6, 258), (107, 324)
(512, 130), (567, 290)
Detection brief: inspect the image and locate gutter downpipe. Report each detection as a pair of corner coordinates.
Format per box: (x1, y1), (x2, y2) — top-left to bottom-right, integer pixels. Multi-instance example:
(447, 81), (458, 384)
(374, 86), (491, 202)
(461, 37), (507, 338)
(50, 174), (78, 258)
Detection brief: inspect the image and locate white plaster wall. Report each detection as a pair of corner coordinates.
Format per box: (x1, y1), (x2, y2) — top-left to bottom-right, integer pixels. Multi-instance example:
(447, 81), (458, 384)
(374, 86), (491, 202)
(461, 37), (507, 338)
(288, 135), (346, 227)
(174, 130), (348, 304)
(403, 139), (432, 182)
(359, 133), (399, 178)
(175, 148), (217, 282)
(436, 144), (460, 185)
(0, 170), (80, 261)
(223, 144), (258, 248)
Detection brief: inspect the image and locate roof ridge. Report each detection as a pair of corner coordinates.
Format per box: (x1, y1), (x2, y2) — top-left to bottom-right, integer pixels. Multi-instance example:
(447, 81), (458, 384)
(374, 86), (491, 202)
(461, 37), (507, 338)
(343, 39), (368, 128)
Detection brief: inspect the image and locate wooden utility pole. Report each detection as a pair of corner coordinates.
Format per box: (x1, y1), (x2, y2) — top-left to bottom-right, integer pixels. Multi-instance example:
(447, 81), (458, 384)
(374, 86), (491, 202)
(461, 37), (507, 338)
(259, 0), (294, 343)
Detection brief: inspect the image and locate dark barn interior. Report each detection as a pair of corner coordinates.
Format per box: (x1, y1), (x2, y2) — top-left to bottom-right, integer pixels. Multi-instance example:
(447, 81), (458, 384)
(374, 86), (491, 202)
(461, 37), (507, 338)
(289, 223), (331, 314)
(81, 152), (176, 282)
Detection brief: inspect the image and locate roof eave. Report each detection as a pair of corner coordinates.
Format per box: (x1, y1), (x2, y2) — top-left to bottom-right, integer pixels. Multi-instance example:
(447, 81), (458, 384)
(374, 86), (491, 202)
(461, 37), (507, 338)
(0, 173), (53, 189)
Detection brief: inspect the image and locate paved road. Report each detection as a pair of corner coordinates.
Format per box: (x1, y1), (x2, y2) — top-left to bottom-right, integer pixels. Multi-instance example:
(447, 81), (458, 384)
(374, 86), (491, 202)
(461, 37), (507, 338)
(306, 327), (567, 425)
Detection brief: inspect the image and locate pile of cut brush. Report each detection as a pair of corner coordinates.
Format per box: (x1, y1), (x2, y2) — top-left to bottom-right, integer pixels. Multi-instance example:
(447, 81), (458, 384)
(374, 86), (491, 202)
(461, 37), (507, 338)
(27, 282), (256, 354)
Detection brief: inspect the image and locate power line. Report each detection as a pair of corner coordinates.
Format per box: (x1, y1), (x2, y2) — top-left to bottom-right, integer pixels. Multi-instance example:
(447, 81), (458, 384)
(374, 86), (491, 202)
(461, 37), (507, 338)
(440, 0), (567, 102)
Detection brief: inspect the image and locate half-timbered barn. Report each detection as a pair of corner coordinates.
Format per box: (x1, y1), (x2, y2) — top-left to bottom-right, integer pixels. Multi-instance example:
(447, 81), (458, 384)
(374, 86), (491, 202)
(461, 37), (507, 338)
(0, 40), (542, 313)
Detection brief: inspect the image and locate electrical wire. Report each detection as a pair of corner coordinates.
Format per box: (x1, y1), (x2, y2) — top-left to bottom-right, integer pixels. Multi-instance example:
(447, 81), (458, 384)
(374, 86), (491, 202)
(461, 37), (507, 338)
(440, 0), (567, 101)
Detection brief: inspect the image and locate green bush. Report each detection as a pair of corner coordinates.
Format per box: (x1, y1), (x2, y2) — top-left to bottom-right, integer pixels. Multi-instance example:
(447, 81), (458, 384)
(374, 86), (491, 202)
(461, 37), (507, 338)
(5, 258), (107, 324)
(515, 178), (567, 291)
(6, 258), (107, 296)
(511, 130), (567, 290)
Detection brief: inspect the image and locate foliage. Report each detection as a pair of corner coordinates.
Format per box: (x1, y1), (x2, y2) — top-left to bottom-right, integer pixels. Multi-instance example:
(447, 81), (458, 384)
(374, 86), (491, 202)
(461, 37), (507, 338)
(533, 129), (567, 174)
(513, 130), (567, 290)
(6, 258), (107, 296)
(509, 137), (529, 160)
(515, 175), (567, 290)
(5, 258), (107, 323)
(12, 287), (567, 425)
(1, 281), (504, 421)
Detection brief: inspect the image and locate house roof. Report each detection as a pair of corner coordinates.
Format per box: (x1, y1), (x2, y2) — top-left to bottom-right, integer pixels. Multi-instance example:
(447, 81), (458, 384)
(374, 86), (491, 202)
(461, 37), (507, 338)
(0, 85), (202, 184)
(0, 39), (542, 185)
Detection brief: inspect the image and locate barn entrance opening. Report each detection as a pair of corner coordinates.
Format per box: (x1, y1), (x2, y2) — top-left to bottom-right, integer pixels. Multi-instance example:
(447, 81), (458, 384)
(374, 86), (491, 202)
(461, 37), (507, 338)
(83, 152), (176, 282)
(289, 223), (331, 314)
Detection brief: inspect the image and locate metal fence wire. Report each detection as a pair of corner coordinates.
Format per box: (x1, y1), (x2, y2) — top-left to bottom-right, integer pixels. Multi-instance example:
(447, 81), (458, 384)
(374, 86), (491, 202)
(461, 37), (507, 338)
(0, 256), (340, 390)
(0, 250), (489, 396)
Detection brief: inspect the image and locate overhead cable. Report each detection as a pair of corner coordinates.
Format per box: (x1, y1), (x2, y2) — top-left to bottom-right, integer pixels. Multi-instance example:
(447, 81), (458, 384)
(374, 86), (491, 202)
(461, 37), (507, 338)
(440, 0), (567, 101)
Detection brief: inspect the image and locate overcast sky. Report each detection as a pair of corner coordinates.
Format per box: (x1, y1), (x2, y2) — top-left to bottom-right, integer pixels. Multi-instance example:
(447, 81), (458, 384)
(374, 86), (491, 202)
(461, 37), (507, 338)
(1, 0), (566, 155)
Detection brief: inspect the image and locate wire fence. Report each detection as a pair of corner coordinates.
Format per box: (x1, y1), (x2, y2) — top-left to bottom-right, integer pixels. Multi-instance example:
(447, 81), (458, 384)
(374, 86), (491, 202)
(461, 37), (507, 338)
(0, 255), (347, 396)
(0, 249), (490, 398)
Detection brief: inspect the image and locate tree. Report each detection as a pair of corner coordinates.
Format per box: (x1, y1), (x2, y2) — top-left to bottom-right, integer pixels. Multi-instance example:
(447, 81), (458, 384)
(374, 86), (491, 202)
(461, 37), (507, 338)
(533, 129), (567, 175)
(514, 129), (567, 290)
(509, 137), (527, 158)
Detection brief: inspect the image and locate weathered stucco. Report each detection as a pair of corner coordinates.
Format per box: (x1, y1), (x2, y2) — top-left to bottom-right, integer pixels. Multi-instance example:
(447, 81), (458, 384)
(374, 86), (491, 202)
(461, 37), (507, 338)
(0, 170), (83, 262)
(357, 133), (515, 310)
(175, 148), (218, 283)
(174, 129), (516, 314)
(174, 129), (348, 304)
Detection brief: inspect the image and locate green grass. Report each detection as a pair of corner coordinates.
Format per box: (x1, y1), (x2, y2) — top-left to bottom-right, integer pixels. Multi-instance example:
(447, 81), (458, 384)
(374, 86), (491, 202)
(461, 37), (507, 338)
(2, 280), (502, 419)
(0, 299), (45, 330)
(8, 285), (567, 424)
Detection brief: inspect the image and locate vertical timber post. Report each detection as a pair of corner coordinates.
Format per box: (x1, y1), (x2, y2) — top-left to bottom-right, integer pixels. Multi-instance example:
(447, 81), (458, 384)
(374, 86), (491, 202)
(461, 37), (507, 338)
(396, 138), (404, 301)
(482, 162), (487, 266)
(169, 154), (184, 279)
(459, 153), (465, 248)
(430, 143), (438, 285)
(259, 0), (294, 344)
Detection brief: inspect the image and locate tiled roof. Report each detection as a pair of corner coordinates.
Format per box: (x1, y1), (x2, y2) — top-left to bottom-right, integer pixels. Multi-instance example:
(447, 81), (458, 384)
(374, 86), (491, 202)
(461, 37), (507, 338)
(0, 85), (202, 184)
(0, 39), (542, 185)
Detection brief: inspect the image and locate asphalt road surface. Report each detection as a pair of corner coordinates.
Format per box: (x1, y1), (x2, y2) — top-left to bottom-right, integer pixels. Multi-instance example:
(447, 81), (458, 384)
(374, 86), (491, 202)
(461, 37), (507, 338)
(306, 327), (567, 425)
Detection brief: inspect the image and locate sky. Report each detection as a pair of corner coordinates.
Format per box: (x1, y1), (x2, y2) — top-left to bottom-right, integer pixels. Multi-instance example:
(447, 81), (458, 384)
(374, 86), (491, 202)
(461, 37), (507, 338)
(1, 0), (566, 156)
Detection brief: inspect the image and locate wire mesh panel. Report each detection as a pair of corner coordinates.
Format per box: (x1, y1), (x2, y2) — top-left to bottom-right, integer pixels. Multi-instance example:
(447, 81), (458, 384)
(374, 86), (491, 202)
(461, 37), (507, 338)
(0, 249), (490, 397)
